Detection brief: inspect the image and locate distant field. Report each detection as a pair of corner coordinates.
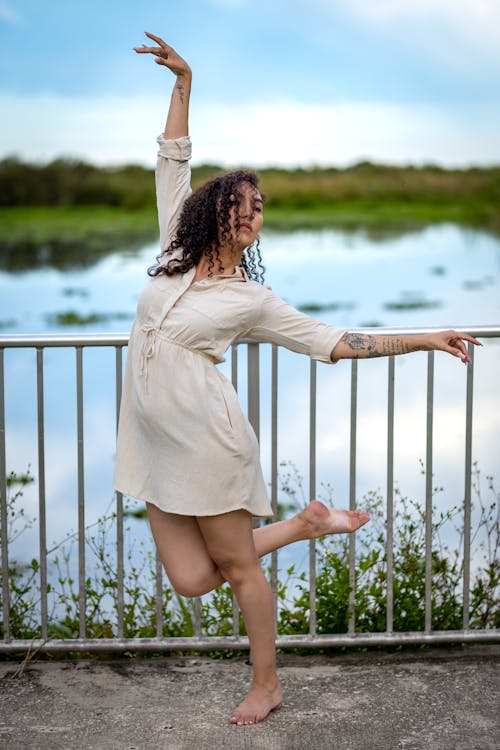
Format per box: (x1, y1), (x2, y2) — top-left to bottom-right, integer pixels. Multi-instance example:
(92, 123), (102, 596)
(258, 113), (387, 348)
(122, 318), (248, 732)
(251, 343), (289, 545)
(1, 158), (499, 256)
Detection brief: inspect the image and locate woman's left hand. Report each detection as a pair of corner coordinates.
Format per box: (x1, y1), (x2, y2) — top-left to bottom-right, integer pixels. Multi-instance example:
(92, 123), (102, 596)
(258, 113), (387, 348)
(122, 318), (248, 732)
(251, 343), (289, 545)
(422, 330), (482, 363)
(134, 32), (192, 78)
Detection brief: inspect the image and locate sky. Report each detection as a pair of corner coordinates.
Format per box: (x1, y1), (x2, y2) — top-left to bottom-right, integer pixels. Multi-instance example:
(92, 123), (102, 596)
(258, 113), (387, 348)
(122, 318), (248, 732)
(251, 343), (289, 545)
(1, 0), (500, 168)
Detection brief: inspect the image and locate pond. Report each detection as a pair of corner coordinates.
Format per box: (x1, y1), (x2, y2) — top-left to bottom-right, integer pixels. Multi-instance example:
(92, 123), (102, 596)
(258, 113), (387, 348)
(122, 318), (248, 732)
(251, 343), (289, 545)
(1, 223), (499, 580)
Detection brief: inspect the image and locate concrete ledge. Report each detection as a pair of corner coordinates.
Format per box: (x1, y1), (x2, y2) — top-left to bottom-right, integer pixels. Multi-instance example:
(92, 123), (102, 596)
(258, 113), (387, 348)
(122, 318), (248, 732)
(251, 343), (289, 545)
(1, 646), (499, 749)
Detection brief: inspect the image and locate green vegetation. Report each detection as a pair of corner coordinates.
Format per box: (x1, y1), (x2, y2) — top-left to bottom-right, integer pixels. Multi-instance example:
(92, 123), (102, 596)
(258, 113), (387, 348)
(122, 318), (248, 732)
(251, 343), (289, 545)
(45, 310), (132, 326)
(383, 294), (443, 312)
(0, 156), (499, 270)
(1, 463), (498, 646)
(297, 301), (356, 313)
(0, 206), (157, 271)
(258, 161), (500, 232)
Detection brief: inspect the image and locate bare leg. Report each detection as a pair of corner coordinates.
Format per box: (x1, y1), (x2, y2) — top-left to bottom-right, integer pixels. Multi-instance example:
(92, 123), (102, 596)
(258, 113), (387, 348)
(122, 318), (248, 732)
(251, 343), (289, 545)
(197, 510), (283, 726)
(147, 500), (370, 597)
(147, 502), (370, 725)
(254, 500), (370, 556)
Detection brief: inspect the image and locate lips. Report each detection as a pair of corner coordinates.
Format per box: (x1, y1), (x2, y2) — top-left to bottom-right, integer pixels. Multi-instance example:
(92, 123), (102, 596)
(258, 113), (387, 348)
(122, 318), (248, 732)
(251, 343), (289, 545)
(239, 222), (252, 232)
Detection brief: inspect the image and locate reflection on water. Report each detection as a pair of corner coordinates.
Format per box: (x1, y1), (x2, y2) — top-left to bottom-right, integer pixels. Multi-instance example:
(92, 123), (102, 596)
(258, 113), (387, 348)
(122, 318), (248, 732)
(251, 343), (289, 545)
(1, 223), (499, 333)
(2, 224), (499, 580)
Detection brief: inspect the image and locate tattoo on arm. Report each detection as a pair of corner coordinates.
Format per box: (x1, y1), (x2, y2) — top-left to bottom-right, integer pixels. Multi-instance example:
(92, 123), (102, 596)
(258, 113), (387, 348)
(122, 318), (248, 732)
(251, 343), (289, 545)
(342, 333), (422, 358)
(176, 83), (185, 104)
(342, 332), (377, 356)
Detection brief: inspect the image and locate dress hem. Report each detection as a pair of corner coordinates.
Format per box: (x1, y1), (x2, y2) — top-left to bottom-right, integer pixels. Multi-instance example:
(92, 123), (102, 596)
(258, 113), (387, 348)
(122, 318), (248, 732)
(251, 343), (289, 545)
(113, 485), (273, 518)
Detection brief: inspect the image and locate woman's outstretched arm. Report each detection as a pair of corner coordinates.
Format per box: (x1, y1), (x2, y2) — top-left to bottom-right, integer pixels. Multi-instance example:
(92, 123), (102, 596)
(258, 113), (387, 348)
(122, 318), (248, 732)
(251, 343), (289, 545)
(331, 329), (482, 364)
(134, 31), (192, 138)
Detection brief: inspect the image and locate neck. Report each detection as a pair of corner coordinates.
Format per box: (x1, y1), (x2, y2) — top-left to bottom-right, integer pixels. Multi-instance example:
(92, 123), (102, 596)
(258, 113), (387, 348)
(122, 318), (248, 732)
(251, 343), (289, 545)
(194, 246), (243, 280)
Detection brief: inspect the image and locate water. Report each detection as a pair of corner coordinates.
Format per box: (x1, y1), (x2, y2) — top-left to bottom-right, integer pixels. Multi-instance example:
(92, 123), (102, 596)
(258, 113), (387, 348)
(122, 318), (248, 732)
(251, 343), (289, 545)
(2, 224), (500, 582)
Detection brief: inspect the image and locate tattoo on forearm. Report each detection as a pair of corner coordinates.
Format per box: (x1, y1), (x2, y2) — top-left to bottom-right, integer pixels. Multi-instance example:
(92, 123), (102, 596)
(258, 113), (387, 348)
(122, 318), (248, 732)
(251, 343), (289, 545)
(342, 333), (421, 358)
(342, 333), (377, 356)
(176, 83), (185, 104)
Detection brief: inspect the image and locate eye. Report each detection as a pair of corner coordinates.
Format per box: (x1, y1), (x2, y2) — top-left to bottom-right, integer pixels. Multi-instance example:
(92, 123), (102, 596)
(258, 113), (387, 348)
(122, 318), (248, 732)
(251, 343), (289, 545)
(253, 204), (263, 214)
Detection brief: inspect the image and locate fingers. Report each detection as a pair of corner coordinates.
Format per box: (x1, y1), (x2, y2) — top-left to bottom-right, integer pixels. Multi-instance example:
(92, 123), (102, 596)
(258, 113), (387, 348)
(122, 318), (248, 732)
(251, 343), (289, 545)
(133, 34), (191, 77)
(134, 45), (162, 54)
(134, 32), (172, 56)
(144, 31), (169, 48)
(448, 342), (470, 364)
(455, 333), (482, 346)
(442, 330), (482, 364)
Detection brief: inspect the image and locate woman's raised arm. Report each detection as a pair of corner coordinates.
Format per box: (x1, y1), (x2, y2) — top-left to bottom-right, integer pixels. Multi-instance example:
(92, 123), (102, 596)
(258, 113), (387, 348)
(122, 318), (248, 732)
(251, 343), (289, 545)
(134, 32), (192, 138)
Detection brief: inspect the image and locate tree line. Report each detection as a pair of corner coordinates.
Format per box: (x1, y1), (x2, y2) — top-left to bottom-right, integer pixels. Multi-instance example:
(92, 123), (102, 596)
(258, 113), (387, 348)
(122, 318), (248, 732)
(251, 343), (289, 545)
(2, 155), (500, 211)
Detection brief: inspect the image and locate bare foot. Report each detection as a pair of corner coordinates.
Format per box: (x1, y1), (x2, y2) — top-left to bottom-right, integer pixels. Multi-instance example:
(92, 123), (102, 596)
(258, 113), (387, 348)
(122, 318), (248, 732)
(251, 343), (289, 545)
(230, 680), (283, 726)
(299, 500), (370, 539)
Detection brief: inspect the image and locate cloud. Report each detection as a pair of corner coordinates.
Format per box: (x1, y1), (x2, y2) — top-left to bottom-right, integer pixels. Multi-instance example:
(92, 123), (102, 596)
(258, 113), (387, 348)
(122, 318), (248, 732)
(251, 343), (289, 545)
(193, 99), (500, 167)
(332, 0), (499, 24)
(324, 0), (500, 68)
(1, 92), (499, 167)
(290, 0), (500, 83)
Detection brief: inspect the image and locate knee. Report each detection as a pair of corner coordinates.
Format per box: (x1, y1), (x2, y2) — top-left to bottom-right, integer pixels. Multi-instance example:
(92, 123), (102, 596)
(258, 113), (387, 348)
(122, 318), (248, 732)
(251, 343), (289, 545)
(167, 570), (212, 598)
(213, 553), (260, 588)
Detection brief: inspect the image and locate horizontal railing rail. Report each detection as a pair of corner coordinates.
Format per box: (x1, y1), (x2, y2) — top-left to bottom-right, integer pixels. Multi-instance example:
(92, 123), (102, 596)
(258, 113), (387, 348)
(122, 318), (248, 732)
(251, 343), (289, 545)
(1, 325), (499, 653)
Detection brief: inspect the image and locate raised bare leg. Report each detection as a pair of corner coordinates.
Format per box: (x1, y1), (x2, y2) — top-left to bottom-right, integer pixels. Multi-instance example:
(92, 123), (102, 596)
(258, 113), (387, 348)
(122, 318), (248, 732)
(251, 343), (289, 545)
(253, 501), (370, 556)
(147, 501), (370, 597)
(197, 510), (283, 725)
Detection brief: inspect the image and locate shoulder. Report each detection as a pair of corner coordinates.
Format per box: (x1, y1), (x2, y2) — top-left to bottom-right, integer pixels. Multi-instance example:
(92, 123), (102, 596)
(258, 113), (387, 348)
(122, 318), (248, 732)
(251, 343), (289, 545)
(244, 279), (274, 298)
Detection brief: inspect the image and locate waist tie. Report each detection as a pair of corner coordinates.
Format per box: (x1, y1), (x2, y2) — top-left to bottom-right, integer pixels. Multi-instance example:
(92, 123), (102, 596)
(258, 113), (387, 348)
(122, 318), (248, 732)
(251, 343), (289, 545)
(139, 325), (221, 392)
(139, 325), (158, 392)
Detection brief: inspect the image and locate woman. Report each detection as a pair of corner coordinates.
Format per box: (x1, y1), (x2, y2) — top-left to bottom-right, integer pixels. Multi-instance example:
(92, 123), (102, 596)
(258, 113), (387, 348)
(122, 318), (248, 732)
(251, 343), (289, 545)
(114, 33), (481, 726)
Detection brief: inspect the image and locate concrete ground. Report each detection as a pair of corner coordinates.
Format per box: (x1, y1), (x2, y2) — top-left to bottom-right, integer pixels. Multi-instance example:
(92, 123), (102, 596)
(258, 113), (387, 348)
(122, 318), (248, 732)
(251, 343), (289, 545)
(0, 646), (499, 750)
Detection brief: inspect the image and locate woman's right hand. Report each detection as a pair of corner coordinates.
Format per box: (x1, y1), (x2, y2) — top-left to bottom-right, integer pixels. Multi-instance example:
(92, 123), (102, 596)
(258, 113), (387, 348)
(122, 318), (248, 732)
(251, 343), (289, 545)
(134, 32), (192, 78)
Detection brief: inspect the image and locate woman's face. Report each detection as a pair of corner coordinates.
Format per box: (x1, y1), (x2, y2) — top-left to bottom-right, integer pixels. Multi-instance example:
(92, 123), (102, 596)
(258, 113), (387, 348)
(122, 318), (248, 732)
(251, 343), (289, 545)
(228, 181), (264, 248)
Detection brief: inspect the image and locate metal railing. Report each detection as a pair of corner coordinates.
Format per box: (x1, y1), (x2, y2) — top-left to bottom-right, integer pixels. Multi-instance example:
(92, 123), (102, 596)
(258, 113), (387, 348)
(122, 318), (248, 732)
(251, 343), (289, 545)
(1, 326), (499, 653)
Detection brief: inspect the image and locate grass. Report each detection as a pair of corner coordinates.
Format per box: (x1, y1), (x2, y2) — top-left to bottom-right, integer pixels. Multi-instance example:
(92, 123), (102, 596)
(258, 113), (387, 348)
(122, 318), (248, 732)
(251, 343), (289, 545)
(261, 200), (500, 232)
(0, 206), (158, 271)
(0, 205), (157, 245)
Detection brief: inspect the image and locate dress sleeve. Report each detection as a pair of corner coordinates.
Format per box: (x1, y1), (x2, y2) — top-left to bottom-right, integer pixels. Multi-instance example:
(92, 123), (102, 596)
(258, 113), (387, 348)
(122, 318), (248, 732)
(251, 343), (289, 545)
(245, 287), (346, 363)
(155, 134), (192, 255)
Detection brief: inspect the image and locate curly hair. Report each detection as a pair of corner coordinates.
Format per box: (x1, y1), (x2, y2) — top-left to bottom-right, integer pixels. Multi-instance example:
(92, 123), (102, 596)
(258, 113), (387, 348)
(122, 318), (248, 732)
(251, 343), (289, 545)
(148, 169), (265, 283)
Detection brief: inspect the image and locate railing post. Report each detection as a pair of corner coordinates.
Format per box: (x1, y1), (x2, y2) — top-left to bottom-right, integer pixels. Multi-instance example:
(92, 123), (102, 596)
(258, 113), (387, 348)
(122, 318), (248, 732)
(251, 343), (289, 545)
(386, 356), (395, 634)
(424, 351), (434, 633)
(247, 343), (260, 441)
(348, 359), (358, 634)
(463, 343), (475, 629)
(76, 347), (86, 638)
(0, 348), (10, 640)
(271, 345), (279, 628)
(155, 551), (163, 638)
(115, 346), (124, 638)
(231, 345), (240, 636)
(309, 359), (317, 637)
(36, 347), (48, 640)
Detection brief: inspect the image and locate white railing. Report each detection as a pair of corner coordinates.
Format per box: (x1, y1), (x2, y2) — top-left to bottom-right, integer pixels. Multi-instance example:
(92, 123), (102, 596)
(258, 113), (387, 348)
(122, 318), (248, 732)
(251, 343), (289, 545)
(1, 326), (499, 653)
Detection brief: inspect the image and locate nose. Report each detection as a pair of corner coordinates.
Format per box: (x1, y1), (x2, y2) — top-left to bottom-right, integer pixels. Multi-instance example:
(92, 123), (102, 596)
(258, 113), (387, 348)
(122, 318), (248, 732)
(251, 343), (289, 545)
(240, 197), (254, 220)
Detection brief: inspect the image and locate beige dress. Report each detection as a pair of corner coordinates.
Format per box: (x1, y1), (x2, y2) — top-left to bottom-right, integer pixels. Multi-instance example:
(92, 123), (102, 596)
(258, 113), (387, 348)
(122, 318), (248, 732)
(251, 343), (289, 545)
(113, 134), (346, 517)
